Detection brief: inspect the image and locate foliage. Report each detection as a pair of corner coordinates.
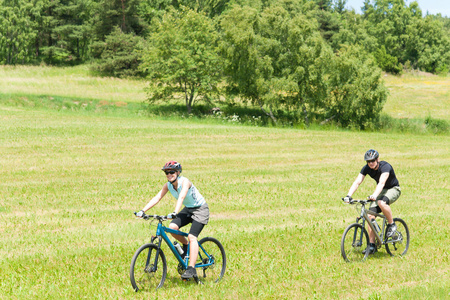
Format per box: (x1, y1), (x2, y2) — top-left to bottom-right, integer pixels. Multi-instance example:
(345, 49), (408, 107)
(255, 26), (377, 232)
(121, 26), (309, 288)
(91, 0), (146, 40)
(90, 27), (146, 77)
(373, 45), (402, 74)
(220, 4), (333, 125)
(140, 7), (221, 113)
(327, 45), (388, 129)
(0, 0), (36, 64)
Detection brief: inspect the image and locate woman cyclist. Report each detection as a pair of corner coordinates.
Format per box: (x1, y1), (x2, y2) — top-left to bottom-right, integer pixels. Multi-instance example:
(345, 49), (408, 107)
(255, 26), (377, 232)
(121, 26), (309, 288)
(136, 161), (209, 279)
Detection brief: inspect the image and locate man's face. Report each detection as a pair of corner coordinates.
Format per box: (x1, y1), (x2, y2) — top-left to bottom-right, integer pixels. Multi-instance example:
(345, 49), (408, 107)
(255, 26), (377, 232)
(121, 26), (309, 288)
(367, 158), (379, 170)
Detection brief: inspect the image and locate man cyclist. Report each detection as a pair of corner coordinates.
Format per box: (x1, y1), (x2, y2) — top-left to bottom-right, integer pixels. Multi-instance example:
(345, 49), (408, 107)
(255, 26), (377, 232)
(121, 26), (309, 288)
(343, 149), (401, 254)
(136, 161), (209, 280)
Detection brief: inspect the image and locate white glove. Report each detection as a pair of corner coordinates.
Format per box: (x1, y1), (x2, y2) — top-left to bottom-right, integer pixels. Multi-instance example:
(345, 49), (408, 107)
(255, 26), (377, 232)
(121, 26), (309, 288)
(167, 212), (177, 219)
(136, 210), (145, 218)
(343, 196), (352, 203)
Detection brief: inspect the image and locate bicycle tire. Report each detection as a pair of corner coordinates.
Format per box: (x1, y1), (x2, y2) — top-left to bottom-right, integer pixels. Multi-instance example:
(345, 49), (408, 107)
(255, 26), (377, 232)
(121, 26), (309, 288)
(341, 223), (370, 262)
(385, 218), (410, 257)
(197, 237), (226, 283)
(130, 243), (167, 291)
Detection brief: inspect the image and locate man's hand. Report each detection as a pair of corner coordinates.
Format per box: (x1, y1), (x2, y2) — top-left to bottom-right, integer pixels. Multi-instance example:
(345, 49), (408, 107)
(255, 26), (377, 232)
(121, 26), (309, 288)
(167, 212), (177, 219)
(368, 195), (377, 201)
(343, 195), (352, 203)
(135, 210), (145, 218)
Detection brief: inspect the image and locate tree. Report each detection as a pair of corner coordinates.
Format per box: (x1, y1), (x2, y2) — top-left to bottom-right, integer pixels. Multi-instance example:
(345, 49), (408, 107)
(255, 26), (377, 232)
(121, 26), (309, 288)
(92, 0), (145, 40)
(0, 0), (36, 64)
(42, 0), (94, 63)
(141, 7), (221, 113)
(219, 5), (279, 123)
(326, 45), (388, 129)
(90, 27), (145, 77)
(404, 15), (450, 73)
(220, 4), (332, 125)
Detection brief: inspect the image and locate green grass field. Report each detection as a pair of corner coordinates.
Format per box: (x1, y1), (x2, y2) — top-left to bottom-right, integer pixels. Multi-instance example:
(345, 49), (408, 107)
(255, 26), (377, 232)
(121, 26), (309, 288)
(0, 66), (449, 299)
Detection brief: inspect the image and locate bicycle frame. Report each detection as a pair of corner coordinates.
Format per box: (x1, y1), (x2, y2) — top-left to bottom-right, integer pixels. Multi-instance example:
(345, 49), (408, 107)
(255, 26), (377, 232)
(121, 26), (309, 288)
(354, 200), (388, 245)
(151, 218), (215, 271)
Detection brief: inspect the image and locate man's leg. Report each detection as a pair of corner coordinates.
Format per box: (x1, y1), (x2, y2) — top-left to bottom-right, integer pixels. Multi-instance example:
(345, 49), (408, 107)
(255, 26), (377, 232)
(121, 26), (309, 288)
(377, 199), (394, 224)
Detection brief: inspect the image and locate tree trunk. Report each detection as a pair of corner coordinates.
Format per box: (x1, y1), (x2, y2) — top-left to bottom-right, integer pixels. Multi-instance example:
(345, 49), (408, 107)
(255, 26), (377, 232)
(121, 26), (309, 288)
(257, 100), (277, 124)
(299, 97), (309, 126)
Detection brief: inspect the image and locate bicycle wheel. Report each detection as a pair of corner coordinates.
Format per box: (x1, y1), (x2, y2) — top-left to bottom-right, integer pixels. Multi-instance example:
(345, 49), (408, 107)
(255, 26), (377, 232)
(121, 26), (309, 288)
(341, 223), (370, 262)
(130, 243), (167, 291)
(197, 237), (226, 283)
(385, 218), (410, 257)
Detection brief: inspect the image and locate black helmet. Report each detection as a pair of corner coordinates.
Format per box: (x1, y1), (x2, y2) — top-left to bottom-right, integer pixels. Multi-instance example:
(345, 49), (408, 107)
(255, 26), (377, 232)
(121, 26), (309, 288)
(162, 161), (182, 172)
(364, 149), (379, 161)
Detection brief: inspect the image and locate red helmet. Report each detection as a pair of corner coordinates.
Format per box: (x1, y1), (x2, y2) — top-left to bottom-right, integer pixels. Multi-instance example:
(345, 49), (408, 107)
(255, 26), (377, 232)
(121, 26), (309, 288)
(162, 161), (182, 172)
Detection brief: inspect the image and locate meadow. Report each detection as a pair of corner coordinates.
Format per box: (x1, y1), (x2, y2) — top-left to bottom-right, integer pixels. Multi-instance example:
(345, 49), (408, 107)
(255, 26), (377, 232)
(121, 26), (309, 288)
(0, 66), (449, 299)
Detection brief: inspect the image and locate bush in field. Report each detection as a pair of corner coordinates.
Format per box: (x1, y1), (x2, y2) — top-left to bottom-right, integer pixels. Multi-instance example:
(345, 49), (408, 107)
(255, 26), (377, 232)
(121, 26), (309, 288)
(90, 27), (146, 77)
(425, 116), (449, 134)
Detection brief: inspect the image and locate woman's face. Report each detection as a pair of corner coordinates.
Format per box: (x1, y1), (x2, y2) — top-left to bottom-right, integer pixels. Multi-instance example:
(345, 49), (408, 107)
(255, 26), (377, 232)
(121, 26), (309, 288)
(165, 170), (178, 182)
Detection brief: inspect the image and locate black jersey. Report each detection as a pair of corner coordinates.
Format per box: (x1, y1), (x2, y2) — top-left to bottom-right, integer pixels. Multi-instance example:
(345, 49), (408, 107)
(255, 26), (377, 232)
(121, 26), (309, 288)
(361, 161), (399, 189)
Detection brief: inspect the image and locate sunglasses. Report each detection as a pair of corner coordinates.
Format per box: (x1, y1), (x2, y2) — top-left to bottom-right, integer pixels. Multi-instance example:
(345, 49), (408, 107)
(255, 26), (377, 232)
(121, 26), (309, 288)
(164, 170), (177, 175)
(367, 159), (377, 163)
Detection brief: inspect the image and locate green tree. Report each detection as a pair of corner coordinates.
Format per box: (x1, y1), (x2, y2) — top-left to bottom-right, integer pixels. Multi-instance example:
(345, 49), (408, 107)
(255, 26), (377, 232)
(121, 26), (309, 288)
(141, 7), (221, 113)
(219, 5), (279, 122)
(0, 0), (36, 64)
(327, 45), (388, 128)
(404, 15), (450, 73)
(90, 27), (145, 77)
(220, 4), (333, 125)
(92, 0), (145, 40)
(42, 0), (94, 63)
(373, 45), (402, 74)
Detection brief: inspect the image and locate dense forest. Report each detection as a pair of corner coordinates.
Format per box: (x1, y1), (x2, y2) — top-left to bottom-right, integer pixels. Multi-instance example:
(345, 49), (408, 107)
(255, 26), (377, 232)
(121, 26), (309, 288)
(1, 0), (449, 128)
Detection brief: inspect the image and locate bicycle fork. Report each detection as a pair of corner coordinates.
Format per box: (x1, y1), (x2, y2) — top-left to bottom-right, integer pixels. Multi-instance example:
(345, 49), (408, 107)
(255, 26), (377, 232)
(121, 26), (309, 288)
(146, 236), (162, 273)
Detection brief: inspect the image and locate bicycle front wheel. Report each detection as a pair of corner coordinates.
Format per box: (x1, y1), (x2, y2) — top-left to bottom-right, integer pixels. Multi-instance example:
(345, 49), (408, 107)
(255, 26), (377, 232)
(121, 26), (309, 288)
(130, 243), (167, 291)
(341, 223), (370, 262)
(197, 237), (226, 283)
(385, 218), (410, 257)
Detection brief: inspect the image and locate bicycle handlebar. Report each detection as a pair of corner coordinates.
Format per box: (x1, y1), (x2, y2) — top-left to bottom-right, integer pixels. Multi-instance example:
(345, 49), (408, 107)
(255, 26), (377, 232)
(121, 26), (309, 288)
(341, 198), (376, 205)
(133, 212), (172, 221)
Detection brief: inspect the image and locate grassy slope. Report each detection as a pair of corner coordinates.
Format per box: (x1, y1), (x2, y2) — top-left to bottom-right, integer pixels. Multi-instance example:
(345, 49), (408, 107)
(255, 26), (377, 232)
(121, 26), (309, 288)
(383, 73), (450, 121)
(1, 65), (449, 122)
(0, 107), (448, 299)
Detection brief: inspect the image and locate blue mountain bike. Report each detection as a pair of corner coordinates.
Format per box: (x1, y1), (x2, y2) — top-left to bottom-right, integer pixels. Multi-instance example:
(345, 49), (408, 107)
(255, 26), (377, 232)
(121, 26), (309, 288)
(130, 213), (226, 291)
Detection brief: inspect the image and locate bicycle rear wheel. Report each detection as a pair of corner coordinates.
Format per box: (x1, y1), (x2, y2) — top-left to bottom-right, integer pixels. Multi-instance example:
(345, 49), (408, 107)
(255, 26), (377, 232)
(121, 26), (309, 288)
(130, 243), (167, 291)
(385, 218), (410, 257)
(341, 223), (370, 262)
(197, 237), (226, 283)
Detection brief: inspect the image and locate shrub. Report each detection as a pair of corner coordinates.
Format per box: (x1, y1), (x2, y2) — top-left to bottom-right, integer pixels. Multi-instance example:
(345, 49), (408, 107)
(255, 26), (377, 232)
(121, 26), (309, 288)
(425, 116), (449, 134)
(90, 27), (146, 77)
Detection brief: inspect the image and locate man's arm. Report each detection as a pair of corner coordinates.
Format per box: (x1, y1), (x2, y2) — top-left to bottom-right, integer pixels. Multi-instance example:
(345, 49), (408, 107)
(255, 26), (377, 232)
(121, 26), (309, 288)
(369, 172), (389, 200)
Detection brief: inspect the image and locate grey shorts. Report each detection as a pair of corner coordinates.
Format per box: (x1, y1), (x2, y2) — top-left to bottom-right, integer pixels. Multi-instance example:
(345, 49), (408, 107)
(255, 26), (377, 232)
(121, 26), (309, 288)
(370, 186), (401, 213)
(179, 203), (210, 225)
